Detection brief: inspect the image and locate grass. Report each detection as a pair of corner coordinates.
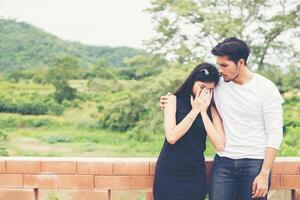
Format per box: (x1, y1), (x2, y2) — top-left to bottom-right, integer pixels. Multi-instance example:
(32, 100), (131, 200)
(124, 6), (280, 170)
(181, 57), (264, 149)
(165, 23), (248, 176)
(3, 127), (164, 157)
(0, 80), (299, 157)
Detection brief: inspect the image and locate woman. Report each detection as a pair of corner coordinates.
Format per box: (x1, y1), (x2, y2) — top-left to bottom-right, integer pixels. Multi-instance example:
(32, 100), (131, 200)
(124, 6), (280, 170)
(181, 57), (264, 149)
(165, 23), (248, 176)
(153, 63), (225, 200)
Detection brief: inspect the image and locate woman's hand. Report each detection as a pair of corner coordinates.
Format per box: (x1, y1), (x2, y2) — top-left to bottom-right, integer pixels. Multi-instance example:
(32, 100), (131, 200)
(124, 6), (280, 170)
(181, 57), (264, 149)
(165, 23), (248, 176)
(190, 87), (208, 113)
(201, 89), (213, 114)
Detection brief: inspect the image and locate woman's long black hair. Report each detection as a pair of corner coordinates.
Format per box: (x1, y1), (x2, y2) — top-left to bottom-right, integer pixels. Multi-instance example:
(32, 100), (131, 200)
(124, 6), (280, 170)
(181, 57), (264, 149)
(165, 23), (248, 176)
(174, 63), (220, 99)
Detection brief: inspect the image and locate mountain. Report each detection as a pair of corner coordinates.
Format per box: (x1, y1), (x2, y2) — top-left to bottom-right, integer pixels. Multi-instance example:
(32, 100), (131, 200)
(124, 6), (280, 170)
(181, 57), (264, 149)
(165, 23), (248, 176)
(0, 19), (142, 71)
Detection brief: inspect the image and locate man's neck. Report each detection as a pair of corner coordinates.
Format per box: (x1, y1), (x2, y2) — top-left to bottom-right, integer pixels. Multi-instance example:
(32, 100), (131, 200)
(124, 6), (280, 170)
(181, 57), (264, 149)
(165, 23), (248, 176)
(233, 67), (254, 85)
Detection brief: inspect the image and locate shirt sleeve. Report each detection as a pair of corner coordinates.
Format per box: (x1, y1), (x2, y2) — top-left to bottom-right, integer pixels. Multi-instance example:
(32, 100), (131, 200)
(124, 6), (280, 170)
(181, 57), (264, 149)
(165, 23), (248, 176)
(262, 82), (284, 149)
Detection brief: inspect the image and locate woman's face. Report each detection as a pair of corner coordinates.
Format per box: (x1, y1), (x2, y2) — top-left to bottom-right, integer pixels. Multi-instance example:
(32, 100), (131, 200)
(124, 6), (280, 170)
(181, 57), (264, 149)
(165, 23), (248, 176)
(192, 81), (215, 96)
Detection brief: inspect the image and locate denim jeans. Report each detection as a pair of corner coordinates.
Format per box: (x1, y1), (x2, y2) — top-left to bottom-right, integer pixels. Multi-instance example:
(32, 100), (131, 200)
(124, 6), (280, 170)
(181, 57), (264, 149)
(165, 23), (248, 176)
(209, 154), (271, 200)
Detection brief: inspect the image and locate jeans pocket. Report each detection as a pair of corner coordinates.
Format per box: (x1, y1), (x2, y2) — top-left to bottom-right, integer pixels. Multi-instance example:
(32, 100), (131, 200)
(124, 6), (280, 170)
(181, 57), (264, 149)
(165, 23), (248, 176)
(247, 158), (264, 168)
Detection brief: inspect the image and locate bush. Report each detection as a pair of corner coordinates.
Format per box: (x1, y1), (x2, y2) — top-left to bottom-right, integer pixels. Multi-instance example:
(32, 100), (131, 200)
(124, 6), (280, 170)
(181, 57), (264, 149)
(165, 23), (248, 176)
(0, 129), (8, 156)
(127, 131), (154, 142)
(62, 100), (72, 108)
(99, 90), (146, 131)
(16, 101), (48, 115)
(0, 117), (17, 128)
(50, 104), (64, 115)
(45, 99), (64, 115)
(42, 135), (73, 144)
(26, 119), (51, 128)
(54, 84), (77, 103)
(0, 94), (57, 115)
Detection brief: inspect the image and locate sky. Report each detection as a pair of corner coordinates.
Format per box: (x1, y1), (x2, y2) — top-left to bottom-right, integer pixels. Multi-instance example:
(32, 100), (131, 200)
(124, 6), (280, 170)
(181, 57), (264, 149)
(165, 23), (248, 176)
(0, 0), (156, 48)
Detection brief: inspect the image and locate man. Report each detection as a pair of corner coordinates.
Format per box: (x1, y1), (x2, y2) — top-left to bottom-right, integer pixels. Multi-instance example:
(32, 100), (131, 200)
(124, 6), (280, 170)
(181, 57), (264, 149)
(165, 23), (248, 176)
(160, 37), (284, 200)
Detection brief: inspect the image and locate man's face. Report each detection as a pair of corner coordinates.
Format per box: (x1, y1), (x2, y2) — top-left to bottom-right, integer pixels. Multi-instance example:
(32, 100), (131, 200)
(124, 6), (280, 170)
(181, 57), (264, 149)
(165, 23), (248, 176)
(216, 56), (238, 82)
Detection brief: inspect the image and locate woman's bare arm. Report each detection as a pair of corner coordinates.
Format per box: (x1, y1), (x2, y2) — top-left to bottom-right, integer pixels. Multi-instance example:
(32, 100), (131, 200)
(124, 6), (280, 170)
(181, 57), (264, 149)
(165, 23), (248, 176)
(164, 90), (207, 145)
(199, 89), (225, 151)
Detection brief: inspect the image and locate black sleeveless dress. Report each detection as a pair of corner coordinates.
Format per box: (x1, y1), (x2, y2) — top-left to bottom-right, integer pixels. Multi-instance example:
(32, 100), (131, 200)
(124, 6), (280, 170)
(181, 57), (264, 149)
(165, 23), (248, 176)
(153, 95), (211, 200)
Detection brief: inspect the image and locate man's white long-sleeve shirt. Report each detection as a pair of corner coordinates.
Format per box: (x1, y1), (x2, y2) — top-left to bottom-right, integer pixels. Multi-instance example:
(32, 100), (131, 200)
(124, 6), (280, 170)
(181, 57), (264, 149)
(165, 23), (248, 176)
(214, 73), (284, 159)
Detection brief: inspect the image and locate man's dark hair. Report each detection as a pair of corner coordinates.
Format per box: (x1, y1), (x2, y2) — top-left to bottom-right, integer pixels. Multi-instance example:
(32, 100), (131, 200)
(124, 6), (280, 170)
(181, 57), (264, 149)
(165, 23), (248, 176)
(211, 37), (250, 65)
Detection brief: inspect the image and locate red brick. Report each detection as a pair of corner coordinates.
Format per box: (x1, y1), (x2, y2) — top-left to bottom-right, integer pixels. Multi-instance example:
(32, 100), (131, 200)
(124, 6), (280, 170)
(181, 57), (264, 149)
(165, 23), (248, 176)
(0, 160), (5, 173)
(24, 175), (94, 189)
(58, 175), (94, 189)
(95, 176), (131, 189)
(281, 175), (300, 189)
(41, 161), (76, 174)
(270, 175), (281, 190)
(113, 161), (149, 175)
(77, 161), (112, 175)
(71, 190), (109, 200)
(272, 161), (300, 175)
(150, 161), (156, 175)
(24, 175), (58, 189)
(0, 174), (23, 187)
(6, 160), (40, 174)
(146, 189), (154, 200)
(0, 189), (36, 200)
(131, 176), (154, 189)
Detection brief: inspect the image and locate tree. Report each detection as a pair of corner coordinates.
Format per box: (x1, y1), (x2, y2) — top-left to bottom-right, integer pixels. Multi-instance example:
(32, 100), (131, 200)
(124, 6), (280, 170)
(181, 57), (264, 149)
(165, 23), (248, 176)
(120, 54), (167, 80)
(146, 0), (300, 71)
(46, 56), (79, 103)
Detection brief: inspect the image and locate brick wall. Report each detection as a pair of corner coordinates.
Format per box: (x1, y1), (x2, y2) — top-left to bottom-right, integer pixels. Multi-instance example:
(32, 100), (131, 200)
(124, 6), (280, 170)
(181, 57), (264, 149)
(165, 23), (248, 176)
(0, 157), (299, 200)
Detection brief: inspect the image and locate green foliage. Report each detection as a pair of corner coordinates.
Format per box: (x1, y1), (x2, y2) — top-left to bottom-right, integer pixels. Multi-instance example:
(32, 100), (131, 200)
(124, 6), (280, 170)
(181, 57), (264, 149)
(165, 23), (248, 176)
(278, 95), (300, 156)
(119, 54), (167, 80)
(98, 62), (193, 134)
(147, 0), (300, 70)
(0, 95), (48, 115)
(127, 130), (155, 142)
(54, 83), (77, 104)
(45, 192), (60, 200)
(0, 91), (64, 115)
(0, 115), (61, 129)
(42, 135), (73, 144)
(84, 65), (118, 80)
(99, 90), (146, 131)
(258, 64), (300, 94)
(46, 56), (79, 103)
(47, 56), (83, 81)
(0, 117), (17, 128)
(44, 99), (64, 115)
(0, 129), (8, 156)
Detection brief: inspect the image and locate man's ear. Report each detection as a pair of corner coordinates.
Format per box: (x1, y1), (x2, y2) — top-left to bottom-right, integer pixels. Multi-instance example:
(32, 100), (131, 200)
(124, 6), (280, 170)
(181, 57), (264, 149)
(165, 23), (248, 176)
(238, 58), (245, 66)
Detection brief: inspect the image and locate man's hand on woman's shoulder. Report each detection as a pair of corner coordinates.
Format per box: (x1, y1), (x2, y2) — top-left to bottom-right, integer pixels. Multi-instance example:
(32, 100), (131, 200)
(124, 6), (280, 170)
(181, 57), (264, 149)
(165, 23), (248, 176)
(160, 92), (174, 110)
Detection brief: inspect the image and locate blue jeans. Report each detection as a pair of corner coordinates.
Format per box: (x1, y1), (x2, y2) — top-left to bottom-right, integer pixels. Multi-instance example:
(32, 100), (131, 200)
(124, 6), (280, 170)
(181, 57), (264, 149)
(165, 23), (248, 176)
(209, 154), (271, 200)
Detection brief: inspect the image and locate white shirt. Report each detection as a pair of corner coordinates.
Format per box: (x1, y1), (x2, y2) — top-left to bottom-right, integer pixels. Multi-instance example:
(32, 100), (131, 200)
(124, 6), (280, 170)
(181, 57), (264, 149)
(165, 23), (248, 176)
(214, 73), (284, 159)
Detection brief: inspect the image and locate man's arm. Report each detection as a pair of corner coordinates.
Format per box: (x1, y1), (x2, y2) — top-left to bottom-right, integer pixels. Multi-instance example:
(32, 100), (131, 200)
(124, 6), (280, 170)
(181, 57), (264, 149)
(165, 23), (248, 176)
(252, 147), (277, 198)
(252, 83), (284, 198)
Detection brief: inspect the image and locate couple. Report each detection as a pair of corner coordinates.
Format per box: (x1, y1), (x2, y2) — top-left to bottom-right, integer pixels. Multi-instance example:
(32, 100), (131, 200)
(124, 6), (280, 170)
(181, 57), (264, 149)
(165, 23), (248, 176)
(153, 37), (284, 200)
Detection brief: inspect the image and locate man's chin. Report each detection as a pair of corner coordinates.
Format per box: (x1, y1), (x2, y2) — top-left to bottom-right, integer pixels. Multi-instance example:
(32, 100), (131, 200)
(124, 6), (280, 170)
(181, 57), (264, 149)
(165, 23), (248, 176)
(223, 76), (231, 82)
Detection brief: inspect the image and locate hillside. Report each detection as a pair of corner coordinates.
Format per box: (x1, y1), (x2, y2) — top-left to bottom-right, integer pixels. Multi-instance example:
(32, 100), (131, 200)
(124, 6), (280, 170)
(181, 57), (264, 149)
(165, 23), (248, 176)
(0, 19), (142, 71)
